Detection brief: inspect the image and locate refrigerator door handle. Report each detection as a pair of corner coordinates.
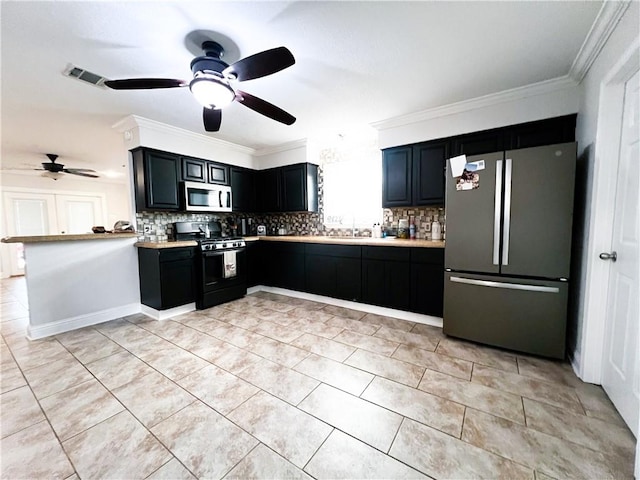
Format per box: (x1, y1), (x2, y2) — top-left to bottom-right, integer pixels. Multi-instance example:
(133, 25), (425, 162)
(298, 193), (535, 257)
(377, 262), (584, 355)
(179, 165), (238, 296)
(450, 276), (560, 293)
(493, 160), (503, 265)
(502, 158), (513, 265)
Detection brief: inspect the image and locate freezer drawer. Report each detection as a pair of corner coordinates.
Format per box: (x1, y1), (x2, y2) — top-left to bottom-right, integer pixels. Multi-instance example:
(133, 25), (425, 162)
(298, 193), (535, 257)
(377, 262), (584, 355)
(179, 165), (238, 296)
(443, 272), (568, 359)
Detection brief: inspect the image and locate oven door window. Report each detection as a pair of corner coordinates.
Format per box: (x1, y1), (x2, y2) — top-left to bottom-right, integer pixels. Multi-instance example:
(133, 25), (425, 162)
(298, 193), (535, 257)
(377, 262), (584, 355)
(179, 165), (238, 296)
(202, 252), (224, 287)
(201, 249), (246, 290)
(188, 188), (218, 208)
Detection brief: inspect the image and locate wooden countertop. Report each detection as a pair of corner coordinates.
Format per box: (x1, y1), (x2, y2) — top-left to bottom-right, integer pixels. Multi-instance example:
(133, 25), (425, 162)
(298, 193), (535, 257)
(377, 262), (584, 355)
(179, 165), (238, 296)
(136, 236), (444, 249)
(2, 233), (140, 244)
(135, 240), (198, 249)
(259, 236), (445, 248)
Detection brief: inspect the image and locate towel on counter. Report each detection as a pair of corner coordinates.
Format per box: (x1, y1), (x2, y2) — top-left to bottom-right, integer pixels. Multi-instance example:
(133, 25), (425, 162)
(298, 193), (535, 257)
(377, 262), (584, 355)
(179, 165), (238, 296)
(223, 250), (237, 278)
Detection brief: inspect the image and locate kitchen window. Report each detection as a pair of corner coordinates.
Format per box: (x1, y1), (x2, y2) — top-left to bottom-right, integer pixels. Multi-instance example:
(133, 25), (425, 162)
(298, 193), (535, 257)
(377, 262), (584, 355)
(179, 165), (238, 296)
(322, 141), (382, 229)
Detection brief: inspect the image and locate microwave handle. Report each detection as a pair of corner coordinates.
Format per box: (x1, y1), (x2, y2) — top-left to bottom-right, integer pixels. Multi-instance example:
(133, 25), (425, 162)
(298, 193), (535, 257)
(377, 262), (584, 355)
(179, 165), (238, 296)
(226, 191), (231, 208)
(218, 191), (223, 208)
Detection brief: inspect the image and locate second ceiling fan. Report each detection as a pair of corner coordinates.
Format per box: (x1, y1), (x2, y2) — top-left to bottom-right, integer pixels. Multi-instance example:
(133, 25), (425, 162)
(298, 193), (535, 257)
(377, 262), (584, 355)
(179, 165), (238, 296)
(105, 41), (296, 132)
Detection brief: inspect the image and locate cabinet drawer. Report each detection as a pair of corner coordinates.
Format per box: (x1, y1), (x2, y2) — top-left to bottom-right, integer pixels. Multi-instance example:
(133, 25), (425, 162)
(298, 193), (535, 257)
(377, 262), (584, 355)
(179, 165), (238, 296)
(159, 248), (194, 262)
(411, 248), (444, 264)
(305, 244), (361, 258)
(264, 242), (306, 255)
(362, 246), (410, 262)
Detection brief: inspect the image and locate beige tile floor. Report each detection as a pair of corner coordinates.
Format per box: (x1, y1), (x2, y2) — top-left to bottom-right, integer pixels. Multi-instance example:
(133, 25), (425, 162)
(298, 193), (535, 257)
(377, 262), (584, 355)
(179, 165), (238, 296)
(0, 276), (636, 479)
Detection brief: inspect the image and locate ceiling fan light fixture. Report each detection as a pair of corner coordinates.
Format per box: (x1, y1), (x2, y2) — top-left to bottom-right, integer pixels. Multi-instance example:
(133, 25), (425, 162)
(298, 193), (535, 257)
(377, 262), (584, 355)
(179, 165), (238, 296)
(41, 171), (63, 181)
(189, 73), (235, 109)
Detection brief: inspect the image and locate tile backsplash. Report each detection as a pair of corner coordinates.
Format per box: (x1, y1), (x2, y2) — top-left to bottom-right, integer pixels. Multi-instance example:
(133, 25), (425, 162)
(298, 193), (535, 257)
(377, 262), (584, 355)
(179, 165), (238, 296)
(135, 165), (445, 240)
(383, 207), (445, 240)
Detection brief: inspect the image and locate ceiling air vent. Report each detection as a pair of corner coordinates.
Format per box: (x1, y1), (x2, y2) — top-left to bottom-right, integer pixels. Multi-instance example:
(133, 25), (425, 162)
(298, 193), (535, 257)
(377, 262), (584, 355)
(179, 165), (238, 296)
(63, 64), (107, 87)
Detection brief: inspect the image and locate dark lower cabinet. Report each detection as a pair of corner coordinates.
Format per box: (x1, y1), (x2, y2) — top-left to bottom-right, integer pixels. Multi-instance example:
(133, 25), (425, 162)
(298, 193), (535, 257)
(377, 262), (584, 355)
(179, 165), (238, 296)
(261, 242), (305, 291)
(361, 246), (411, 311)
(255, 241), (443, 316)
(305, 244), (361, 301)
(410, 248), (444, 316)
(138, 247), (196, 310)
(246, 241), (262, 287)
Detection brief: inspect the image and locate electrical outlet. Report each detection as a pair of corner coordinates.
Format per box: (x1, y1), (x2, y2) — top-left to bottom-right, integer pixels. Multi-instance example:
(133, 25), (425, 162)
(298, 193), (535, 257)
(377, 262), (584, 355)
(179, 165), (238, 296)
(143, 225), (152, 234)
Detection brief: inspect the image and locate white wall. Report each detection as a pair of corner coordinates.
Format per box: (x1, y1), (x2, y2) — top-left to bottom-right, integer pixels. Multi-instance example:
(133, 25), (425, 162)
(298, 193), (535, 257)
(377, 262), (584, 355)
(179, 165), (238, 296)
(0, 173), (131, 228)
(255, 142), (309, 170)
(113, 116), (256, 169)
(376, 79), (580, 149)
(571, 2), (639, 376)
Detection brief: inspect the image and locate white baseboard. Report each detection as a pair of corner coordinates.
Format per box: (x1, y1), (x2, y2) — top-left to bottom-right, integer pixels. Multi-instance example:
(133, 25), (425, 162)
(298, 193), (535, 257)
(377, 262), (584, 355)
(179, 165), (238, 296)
(141, 303), (196, 321)
(27, 303), (142, 340)
(247, 285), (443, 328)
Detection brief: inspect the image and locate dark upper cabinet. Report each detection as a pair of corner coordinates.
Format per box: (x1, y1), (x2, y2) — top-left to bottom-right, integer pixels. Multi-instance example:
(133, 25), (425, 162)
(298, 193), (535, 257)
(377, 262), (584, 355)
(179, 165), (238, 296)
(181, 157), (207, 183)
(413, 141), (447, 205)
(257, 168), (281, 212)
(383, 115), (577, 209)
(452, 128), (504, 157)
(207, 162), (229, 185)
(382, 147), (413, 207)
(230, 167), (256, 212)
(132, 147), (181, 211)
(138, 247), (196, 310)
(258, 163), (318, 213)
(507, 115), (576, 150)
(382, 143), (445, 208)
(282, 163), (318, 212)
(180, 156), (229, 185)
(451, 114), (577, 156)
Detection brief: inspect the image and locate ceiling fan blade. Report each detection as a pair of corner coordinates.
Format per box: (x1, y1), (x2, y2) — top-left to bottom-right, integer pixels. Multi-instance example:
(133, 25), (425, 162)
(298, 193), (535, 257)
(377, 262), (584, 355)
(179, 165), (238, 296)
(64, 168), (97, 174)
(63, 170), (99, 178)
(223, 47), (295, 82)
(104, 78), (188, 90)
(203, 107), (222, 132)
(236, 90), (296, 125)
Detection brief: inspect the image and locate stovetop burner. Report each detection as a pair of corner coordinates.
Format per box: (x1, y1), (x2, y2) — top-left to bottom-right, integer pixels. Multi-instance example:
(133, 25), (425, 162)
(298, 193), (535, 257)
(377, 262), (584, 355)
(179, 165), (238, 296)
(172, 221), (246, 251)
(200, 238), (246, 251)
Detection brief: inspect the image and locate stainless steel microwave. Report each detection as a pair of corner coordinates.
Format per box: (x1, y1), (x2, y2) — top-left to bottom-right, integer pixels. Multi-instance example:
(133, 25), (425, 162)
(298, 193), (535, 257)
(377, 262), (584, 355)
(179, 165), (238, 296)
(183, 181), (232, 212)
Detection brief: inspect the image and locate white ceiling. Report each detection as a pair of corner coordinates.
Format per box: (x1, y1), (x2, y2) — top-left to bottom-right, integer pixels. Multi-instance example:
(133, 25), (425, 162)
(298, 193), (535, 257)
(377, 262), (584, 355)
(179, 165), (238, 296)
(1, 1), (603, 176)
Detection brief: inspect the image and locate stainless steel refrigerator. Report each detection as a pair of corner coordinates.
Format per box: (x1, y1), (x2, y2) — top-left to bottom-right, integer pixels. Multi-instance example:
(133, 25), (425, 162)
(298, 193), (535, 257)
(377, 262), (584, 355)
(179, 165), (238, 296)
(443, 142), (576, 359)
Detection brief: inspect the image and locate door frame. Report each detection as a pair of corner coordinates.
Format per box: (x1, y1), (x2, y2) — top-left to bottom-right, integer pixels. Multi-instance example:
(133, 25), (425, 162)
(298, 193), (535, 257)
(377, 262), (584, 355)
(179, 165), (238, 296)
(580, 38), (639, 384)
(1, 186), (108, 277)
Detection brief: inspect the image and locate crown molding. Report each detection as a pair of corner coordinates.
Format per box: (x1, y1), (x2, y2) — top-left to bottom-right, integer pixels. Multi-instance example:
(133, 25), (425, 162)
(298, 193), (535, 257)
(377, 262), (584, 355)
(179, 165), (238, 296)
(111, 115), (256, 155)
(569, 1), (631, 83)
(371, 75), (577, 131)
(254, 138), (308, 156)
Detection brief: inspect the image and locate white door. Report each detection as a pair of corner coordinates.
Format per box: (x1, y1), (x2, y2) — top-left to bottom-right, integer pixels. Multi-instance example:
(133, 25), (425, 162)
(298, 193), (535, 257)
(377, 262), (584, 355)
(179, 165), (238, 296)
(2, 192), (58, 275)
(55, 195), (104, 234)
(601, 68), (639, 437)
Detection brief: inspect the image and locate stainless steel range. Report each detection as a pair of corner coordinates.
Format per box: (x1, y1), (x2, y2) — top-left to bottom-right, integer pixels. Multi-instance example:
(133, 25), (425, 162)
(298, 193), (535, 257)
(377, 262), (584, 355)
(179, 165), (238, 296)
(172, 221), (247, 309)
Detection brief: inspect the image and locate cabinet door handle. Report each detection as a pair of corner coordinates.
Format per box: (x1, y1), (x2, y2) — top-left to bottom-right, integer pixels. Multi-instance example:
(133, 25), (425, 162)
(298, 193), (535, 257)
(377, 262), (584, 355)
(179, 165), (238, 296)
(450, 276), (559, 293)
(502, 158), (512, 266)
(599, 251), (617, 262)
(493, 160), (503, 265)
